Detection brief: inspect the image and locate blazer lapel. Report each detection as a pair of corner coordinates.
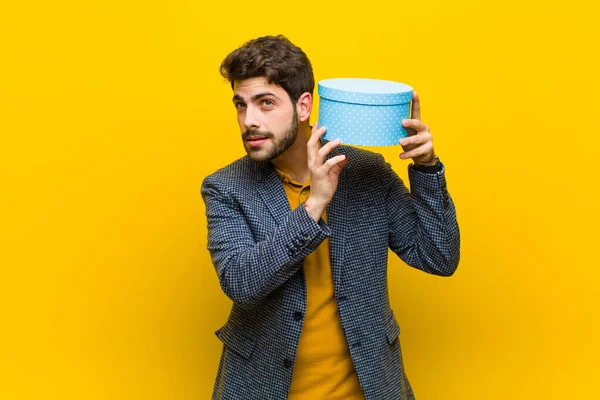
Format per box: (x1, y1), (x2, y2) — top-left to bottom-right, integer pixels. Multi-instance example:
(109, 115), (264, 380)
(254, 160), (291, 225)
(324, 139), (348, 285)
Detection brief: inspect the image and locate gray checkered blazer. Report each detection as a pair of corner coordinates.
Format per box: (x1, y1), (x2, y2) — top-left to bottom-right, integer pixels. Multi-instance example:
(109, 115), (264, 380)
(201, 142), (460, 399)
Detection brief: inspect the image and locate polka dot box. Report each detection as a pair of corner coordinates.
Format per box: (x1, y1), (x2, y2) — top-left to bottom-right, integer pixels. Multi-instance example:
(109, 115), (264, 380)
(317, 78), (413, 146)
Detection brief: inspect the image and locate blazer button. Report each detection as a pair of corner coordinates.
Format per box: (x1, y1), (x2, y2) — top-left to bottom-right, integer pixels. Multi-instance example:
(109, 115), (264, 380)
(294, 311), (303, 321)
(283, 358), (293, 369)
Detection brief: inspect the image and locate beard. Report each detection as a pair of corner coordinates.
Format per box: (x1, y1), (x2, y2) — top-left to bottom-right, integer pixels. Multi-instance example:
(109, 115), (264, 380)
(242, 108), (299, 162)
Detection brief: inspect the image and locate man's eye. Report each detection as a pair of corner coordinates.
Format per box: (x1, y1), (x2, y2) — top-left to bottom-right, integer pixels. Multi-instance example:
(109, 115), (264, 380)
(235, 102), (246, 109)
(263, 100), (274, 106)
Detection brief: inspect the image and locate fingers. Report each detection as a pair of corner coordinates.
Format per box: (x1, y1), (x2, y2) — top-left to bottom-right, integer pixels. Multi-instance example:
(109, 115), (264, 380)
(411, 91), (421, 120)
(315, 138), (341, 166)
(307, 122), (327, 164)
(321, 154), (348, 175)
(307, 123), (344, 168)
(306, 122), (346, 174)
(308, 122), (328, 146)
(402, 118), (428, 133)
(400, 141), (433, 160)
(398, 116), (434, 160)
(399, 131), (432, 147)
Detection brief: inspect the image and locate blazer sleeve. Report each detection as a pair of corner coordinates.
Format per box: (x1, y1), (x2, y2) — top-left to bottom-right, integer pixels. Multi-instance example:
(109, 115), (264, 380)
(201, 175), (331, 308)
(381, 157), (461, 276)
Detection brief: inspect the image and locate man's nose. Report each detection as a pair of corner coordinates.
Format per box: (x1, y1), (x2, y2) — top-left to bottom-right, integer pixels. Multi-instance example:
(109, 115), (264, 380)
(243, 106), (260, 131)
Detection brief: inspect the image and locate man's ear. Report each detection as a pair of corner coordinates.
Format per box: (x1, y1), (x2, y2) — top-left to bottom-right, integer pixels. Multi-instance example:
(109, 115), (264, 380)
(296, 92), (312, 123)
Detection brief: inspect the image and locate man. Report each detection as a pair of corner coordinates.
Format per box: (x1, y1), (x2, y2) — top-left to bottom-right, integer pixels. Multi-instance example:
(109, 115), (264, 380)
(201, 35), (460, 400)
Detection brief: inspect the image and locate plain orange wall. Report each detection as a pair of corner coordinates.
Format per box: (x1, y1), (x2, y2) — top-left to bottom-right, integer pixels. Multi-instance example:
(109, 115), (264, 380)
(1, 1), (599, 399)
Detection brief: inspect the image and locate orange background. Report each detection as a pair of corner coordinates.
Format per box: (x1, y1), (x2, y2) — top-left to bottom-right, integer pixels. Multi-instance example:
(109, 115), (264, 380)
(1, 1), (599, 398)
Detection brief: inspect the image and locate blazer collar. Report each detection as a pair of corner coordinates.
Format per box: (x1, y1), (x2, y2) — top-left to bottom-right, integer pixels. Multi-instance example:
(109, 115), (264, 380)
(252, 160), (291, 225)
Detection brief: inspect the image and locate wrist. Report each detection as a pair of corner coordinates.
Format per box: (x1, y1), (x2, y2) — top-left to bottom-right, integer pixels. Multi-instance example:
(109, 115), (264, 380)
(304, 197), (327, 222)
(412, 156), (441, 174)
(414, 155), (438, 167)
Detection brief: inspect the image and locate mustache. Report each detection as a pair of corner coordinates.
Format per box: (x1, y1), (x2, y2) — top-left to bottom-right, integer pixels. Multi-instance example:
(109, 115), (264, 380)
(243, 130), (274, 140)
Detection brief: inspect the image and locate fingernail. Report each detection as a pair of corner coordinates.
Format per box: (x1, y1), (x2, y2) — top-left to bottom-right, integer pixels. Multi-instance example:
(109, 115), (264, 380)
(402, 120), (409, 126)
(400, 153), (406, 159)
(400, 139), (407, 145)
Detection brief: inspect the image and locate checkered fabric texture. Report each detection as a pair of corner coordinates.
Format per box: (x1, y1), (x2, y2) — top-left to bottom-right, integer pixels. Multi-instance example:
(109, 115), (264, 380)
(201, 141), (460, 399)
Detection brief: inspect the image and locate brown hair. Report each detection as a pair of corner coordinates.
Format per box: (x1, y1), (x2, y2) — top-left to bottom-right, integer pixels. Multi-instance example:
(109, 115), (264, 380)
(220, 35), (314, 103)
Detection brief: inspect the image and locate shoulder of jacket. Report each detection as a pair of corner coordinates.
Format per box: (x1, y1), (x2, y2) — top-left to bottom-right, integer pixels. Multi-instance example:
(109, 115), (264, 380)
(338, 145), (386, 169)
(203, 156), (257, 184)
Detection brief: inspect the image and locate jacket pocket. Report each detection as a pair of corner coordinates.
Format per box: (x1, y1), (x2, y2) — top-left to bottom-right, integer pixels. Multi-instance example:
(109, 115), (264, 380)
(215, 323), (257, 359)
(384, 311), (401, 344)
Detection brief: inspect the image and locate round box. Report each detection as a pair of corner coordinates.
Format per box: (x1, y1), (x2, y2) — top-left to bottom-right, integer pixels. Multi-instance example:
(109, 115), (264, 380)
(317, 78), (413, 146)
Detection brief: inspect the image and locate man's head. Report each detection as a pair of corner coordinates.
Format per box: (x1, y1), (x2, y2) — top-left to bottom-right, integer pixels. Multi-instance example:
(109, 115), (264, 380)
(220, 35), (314, 162)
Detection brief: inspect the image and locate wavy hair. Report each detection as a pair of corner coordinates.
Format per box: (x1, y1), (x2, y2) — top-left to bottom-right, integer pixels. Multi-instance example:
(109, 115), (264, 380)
(220, 35), (314, 103)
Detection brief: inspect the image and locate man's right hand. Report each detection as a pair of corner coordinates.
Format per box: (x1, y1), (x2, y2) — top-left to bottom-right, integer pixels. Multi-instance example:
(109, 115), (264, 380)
(304, 122), (349, 222)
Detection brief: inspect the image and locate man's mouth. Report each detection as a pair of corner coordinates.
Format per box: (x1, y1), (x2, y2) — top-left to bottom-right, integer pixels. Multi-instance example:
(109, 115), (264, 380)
(245, 135), (269, 147)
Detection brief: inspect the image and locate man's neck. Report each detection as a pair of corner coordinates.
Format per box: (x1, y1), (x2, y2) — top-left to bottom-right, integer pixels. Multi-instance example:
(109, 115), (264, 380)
(270, 124), (312, 184)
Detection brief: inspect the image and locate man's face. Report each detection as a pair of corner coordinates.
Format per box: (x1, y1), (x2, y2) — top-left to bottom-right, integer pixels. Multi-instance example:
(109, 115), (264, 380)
(232, 77), (298, 162)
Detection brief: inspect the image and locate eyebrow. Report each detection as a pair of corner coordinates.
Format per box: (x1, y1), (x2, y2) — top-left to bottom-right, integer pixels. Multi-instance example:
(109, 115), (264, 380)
(232, 92), (281, 103)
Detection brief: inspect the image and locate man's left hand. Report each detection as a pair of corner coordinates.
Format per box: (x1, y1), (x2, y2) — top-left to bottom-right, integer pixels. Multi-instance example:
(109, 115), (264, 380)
(399, 91), (437, 166)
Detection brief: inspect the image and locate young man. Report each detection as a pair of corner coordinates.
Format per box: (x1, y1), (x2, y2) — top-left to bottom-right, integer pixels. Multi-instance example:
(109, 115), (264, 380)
(201, 35), (460, 400)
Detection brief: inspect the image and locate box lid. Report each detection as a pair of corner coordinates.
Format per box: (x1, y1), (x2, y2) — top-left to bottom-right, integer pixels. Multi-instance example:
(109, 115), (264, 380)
(318, 78), (413, 105)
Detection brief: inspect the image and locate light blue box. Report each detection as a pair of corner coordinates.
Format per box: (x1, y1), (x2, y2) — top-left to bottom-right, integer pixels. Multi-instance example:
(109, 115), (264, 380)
(317, 78), (413, 146)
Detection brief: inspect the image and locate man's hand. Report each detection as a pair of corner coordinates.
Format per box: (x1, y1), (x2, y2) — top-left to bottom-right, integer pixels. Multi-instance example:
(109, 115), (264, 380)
(304, 123), (349, 222)
(399, 91), (437, 166)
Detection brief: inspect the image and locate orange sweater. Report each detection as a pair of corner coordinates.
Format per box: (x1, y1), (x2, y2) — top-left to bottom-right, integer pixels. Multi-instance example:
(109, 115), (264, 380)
(275, 168), (365, 400)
